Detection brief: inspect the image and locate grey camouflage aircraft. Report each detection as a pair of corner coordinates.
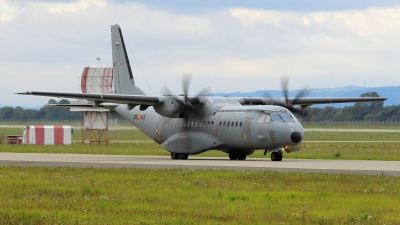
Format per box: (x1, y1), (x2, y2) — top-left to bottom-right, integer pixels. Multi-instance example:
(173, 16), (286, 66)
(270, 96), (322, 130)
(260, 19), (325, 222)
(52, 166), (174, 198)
(18, 24), (387, 161)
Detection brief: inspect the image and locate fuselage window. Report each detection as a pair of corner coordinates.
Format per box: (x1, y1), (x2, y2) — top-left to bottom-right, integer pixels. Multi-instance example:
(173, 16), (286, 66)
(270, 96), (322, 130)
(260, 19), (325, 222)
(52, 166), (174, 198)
(180, 121), (182, 127)
(219, 121), (222, 126)
(271, 114), (284, 122)
(256, 114), (266, 123)
(231, 121), (234, 126)
(280, 113), (294, 122)
(240, 121), (243, 127)
(195, 122), (198, 127)
(191, 122), (194, 127)
(212, 121), (214, 125)
(223, 121), (226, 126)
(235, 122), (238, 127)
(227, 122), (230, 126)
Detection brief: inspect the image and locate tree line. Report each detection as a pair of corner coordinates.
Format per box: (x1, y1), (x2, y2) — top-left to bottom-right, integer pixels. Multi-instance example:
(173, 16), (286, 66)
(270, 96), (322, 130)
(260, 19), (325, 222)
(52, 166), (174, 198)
(0, 99), (81, 121)
(297, 92), (400, 121)
(0, 92), (398, 122)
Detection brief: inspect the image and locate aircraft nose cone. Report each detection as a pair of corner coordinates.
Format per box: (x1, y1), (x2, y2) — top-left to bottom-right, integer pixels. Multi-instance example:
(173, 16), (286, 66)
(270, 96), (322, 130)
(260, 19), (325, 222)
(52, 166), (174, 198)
(291, 131), (302, 143)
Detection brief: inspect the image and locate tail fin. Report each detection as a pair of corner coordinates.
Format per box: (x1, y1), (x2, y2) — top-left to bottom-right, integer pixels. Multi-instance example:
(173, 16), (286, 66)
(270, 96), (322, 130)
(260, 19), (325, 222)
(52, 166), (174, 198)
(111, 24), (146, 95)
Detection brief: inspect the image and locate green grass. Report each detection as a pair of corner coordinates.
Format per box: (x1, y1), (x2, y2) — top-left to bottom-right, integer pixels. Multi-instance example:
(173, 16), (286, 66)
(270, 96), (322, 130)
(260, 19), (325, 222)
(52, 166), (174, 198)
(304, 131), (400, 141)
(0, 166), (399, 224)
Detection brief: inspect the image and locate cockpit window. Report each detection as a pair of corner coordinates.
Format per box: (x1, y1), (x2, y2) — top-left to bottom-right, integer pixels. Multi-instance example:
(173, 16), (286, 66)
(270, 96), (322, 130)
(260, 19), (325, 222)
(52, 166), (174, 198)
(271, 114), (283, 122)
(265, 114), (271, 122)
(256, 114), (272, 124)
(256, 114), (266, 123)
(280, 113), (294, 122)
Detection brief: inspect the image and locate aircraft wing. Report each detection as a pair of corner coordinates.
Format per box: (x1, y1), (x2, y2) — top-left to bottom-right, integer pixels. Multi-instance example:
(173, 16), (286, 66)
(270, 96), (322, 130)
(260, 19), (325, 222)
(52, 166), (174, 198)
(240, 97), (388, 106)
(17, 91), (161, 106)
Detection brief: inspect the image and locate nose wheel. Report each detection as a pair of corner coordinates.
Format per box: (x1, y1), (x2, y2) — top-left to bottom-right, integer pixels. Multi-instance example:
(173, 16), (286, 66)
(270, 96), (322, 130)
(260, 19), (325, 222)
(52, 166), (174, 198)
(271, 151), (283, 161)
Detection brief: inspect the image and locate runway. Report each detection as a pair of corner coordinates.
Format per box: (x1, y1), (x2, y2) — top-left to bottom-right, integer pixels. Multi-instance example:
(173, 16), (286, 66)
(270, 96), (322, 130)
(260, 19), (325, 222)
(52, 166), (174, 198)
(0, 153), (399, 176)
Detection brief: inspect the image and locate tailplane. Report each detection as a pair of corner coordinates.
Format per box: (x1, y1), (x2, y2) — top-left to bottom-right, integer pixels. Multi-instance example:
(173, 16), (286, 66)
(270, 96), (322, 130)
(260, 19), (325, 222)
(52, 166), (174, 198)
(111, 24), (146, 95)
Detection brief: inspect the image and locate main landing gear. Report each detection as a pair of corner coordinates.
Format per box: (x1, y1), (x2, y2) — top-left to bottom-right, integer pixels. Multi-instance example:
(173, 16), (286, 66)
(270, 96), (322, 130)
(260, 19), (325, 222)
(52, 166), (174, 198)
(271, 151), (283, 161)
(171, 152), (189, 160)
(228, 152), (247, 160)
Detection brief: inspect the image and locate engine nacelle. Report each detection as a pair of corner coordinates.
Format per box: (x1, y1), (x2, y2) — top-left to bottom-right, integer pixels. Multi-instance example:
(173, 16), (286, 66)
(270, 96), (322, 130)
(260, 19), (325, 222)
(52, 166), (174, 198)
(153, 97), (182, 118)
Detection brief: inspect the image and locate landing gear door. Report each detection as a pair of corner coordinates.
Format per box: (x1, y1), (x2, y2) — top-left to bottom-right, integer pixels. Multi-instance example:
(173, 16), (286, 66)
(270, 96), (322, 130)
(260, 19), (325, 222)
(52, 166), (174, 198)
(243, 118), (252, 142)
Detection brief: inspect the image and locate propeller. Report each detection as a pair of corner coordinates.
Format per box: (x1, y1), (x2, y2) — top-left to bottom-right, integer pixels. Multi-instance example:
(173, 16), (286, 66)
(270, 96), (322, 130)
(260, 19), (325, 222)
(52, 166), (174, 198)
(262, 76), (310, 114)
(161, 74), (211, 119)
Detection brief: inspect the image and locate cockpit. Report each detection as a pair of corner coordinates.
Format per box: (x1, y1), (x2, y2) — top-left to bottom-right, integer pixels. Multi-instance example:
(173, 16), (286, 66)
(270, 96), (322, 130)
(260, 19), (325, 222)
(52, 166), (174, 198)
(256, 113), (298, 124)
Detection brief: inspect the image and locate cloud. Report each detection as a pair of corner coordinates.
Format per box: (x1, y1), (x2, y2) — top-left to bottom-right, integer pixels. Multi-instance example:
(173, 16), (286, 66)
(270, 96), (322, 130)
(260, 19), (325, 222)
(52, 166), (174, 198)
(1, 1), (400, 107)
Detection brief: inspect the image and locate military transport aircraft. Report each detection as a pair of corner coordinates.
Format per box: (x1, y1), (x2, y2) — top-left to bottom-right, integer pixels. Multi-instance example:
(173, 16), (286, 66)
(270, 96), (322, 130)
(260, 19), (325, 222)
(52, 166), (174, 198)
(18, 24), (387, 161)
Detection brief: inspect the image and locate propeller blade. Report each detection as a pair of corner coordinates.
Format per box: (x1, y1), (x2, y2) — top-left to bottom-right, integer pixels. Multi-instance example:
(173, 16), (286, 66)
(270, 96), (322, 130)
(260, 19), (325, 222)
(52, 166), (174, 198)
(281, 75), (290, 103)
(196, 87), (212, 97)
(262, 76), (311, 115)
(160, 85), (174, 96)
(182, 73), (192, 101)
(292, 86), (310, 105)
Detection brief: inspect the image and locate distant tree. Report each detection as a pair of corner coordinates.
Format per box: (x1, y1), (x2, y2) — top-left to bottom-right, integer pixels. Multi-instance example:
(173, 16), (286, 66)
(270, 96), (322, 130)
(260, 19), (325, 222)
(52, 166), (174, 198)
(1, 106), (14, 119)
(352, 92), (384, 120)
(48, 99), (57, 104)
(58, 99), (70, 104)
(354, 92), (384, 109)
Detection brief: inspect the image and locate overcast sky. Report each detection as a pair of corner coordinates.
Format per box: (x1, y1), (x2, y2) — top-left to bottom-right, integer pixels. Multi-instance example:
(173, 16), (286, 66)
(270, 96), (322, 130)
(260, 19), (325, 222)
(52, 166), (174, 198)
(1, 0), (400, 107)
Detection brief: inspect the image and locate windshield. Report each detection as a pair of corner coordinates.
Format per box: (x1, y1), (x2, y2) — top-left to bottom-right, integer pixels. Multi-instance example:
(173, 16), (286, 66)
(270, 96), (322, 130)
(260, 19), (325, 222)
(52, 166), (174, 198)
(271, 114), (283, 122)
(280, 113), (294, 122)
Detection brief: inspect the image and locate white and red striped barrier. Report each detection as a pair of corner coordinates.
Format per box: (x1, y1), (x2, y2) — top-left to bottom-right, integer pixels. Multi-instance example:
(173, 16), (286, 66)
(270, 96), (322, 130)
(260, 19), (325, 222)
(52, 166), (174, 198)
(23, 125), (72, 145)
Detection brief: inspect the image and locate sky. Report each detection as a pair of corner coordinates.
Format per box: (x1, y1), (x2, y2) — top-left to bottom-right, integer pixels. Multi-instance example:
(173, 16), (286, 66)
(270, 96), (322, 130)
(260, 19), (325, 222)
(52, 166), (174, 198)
(1, 0), (400, 107)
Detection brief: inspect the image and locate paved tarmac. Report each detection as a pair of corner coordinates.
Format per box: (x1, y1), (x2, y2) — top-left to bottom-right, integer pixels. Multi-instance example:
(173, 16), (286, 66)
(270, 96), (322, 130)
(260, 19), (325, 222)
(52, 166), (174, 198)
(1, 153), (399, 176)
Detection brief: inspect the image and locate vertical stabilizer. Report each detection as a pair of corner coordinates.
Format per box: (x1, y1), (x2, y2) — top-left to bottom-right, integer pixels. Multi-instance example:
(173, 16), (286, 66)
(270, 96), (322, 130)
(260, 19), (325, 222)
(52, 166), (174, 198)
(111, 24), (146, 95)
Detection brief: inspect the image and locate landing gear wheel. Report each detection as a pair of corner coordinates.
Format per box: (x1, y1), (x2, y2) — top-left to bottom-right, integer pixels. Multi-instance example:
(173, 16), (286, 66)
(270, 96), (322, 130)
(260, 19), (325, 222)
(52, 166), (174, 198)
(179, 153), (189, 160)
(271, 151), (283, 161)
(229, 152), (238, 160)
(277, 152), (283, 161)
(238, 154), (247, 160)
(171, 152), (179, 160)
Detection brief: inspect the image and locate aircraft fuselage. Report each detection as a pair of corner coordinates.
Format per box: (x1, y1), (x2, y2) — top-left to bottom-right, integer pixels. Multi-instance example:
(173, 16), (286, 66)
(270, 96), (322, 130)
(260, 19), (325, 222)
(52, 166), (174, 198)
(115, 98), (304, 157)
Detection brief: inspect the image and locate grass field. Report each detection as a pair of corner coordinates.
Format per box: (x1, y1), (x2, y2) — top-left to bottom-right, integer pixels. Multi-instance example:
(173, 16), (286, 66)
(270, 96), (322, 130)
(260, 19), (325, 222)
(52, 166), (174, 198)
(0, 166), (399, 224)
(1, 124), (400, 224)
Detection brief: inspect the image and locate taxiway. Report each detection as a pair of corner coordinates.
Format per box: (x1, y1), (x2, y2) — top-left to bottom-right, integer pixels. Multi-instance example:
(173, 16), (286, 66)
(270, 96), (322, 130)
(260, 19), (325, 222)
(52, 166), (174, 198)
(0, 153), (399, 176)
